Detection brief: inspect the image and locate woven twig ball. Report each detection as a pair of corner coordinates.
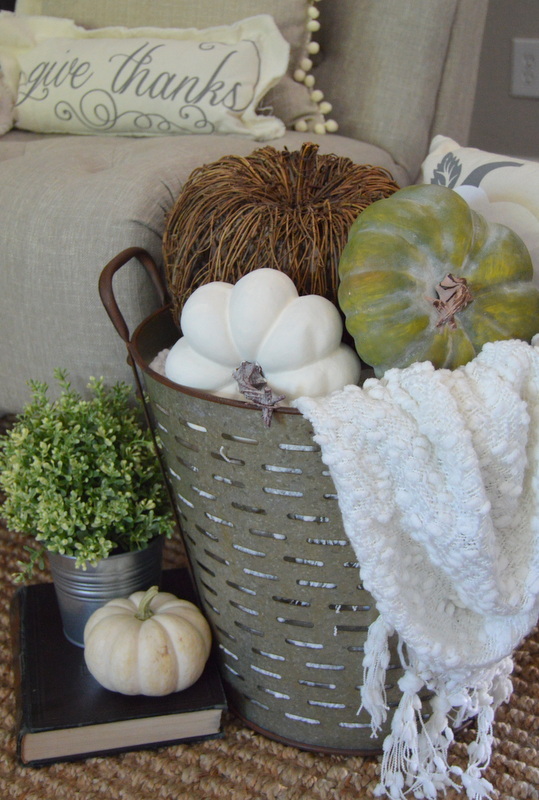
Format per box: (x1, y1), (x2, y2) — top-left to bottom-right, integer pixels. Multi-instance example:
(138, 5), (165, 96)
(163, 142), (400, 320)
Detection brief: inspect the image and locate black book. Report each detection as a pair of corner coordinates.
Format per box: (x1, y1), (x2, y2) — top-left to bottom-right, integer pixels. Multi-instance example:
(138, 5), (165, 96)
(11, 568), (227, 766)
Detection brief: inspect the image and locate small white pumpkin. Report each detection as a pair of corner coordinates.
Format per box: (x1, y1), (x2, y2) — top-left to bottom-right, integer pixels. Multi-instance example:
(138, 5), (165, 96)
(164, 268), (361, 401)
(83, 586), (212, 696)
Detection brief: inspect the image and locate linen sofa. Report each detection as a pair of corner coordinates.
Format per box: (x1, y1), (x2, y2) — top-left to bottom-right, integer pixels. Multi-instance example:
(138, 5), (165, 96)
(0, 0), (488, 414)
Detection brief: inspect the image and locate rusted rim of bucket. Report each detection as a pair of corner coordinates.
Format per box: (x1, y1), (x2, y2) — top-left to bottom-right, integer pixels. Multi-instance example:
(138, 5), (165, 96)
(129, 303), (301, 416)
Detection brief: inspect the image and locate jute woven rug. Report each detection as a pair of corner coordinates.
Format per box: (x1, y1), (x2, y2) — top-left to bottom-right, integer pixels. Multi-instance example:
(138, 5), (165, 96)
(0, 521), (538, 800)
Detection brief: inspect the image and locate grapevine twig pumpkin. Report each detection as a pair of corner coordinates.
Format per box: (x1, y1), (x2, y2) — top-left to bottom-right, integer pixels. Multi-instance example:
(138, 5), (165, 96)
(163, 142), (400, 319)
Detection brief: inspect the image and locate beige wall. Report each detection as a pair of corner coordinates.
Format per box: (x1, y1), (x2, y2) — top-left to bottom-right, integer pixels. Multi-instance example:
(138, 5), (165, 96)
(469, 0), (539, 159)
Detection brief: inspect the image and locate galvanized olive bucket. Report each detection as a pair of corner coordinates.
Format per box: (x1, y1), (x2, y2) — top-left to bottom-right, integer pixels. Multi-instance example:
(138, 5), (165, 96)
(48, 535), (164, 647)
(99, 249), (428, 755)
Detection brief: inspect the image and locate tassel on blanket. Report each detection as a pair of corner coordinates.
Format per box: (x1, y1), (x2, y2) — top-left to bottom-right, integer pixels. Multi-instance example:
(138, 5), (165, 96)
(376, 670), (425, 799)
(458, 660), (513, 800)
(362, 617), (434, 799)
(360, 615), (393, 734)
(362, 619), (513, 800)
(375, 673), (497, 800)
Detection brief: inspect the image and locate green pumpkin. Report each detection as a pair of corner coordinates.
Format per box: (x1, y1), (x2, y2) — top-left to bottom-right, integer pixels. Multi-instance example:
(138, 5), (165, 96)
(337, 184), (539, 376)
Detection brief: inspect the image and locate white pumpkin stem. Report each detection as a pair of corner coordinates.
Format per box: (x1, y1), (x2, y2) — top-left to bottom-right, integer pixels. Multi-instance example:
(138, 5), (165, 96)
(135, 585), (159, 620)
(232, 361), (286, 427)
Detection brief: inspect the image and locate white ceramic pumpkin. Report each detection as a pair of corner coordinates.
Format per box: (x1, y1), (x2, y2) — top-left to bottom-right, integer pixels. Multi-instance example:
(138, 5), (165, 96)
(164, 268), (361, 401)
(83, 586), (212, 696)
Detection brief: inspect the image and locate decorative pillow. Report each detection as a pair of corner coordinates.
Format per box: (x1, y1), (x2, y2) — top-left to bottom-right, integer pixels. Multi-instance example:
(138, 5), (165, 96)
(0, 12), (290, 139)
(420, 135), (539, 288)
(14, 0), (336, 134)
(0, 70), (14, 135)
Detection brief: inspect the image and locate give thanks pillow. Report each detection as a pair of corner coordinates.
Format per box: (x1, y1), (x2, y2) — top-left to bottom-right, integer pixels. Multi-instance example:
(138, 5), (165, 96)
(0, 12), (289, 139)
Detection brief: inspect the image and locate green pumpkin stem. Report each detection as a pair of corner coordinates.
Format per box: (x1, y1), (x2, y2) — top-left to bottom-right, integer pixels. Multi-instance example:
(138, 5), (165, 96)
(430, 273), (473, 330)
(135, 585), (159, 620)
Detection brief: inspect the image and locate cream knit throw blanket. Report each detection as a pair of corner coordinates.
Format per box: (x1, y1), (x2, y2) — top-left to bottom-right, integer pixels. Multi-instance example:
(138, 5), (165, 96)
(294, 338), (539, 800)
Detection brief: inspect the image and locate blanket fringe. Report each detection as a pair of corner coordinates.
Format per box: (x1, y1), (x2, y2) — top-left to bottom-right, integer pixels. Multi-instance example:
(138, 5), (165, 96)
(360, 615), (393, 734)
(376, 681), (496, 800)
(362, 620), (514, 800)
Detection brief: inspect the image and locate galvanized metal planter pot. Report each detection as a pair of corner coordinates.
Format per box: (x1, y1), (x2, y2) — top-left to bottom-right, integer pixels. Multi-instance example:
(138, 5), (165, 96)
(48, 535), (164, 647)
(99, 248), (424, 755)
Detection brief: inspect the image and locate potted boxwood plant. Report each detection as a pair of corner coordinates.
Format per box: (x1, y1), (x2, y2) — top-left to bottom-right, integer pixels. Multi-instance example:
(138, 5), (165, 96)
(0, 370), (175, 645)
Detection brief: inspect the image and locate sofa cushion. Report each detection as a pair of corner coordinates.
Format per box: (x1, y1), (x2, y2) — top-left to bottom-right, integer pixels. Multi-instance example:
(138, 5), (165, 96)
(14, 0), (333, 133)
(0, 129), (407, 414)
(420, 135), (539, 288)
(0, 13), (289, 140)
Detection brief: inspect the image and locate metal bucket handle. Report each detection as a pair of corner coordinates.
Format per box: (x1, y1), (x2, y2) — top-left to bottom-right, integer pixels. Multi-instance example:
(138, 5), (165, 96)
(98, 247), (183, 533)
(99, 246), (169, 346)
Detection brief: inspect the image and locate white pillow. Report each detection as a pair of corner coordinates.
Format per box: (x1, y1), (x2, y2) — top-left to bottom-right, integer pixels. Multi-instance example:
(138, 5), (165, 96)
(420, 135), (539, 287)
(0, 69), (13, 135)
(0, 12), (290, 139)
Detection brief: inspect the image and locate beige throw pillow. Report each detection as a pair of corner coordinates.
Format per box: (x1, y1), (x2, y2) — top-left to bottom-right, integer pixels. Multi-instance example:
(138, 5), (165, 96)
(0, 13), (290, 139)
(14, 0), (335, 133)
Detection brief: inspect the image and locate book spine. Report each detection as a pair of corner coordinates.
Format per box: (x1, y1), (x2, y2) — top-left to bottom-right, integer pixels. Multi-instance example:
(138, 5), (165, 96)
(9, 586), (28, 761)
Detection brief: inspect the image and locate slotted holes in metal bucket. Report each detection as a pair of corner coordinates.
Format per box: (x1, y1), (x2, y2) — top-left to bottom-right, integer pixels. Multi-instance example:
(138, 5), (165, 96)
(127, 305), (419, 754)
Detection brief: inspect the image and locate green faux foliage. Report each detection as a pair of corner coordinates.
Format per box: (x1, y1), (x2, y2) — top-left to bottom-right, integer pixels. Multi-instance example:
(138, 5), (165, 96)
(0, 370), (174, 580)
